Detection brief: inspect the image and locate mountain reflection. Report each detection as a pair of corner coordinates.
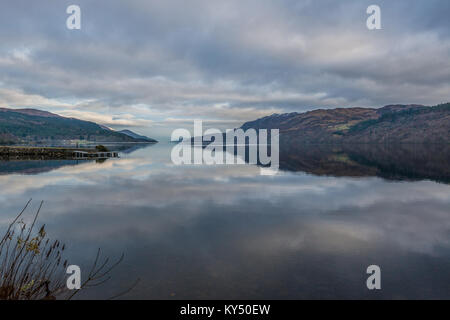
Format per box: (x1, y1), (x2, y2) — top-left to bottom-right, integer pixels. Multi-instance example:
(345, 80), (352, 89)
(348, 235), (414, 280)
(0, 160), (96, 176)
(0, 143), (155, 175)
(0, 142), (450, 299)
(278, 143), (450, 183)
(1, 142), (448, 183)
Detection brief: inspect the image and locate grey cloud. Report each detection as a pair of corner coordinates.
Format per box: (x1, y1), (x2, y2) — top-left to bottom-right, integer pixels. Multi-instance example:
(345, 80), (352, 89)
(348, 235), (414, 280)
(0, 0), (449, 133)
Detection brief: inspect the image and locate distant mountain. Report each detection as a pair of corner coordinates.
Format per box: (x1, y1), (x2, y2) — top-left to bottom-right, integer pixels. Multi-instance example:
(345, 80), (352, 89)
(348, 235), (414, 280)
(118, 129), (157, 142)
(241, 103), (450, 144)
(0, 108), (62, 118)
(0, 108), (157, 145)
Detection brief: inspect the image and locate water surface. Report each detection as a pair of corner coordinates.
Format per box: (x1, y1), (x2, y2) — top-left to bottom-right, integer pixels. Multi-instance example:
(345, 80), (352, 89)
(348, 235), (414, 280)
(1, 143), (450, 299)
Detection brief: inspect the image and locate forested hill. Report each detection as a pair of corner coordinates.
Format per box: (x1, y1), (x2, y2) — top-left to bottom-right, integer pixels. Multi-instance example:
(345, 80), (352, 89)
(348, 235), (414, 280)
(241, 103), (450, 144)
(0, 108), (156, 144)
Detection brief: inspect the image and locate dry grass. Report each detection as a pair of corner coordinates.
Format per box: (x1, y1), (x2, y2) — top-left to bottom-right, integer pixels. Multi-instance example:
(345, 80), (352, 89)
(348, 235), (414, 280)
(0, 200), (133, 300)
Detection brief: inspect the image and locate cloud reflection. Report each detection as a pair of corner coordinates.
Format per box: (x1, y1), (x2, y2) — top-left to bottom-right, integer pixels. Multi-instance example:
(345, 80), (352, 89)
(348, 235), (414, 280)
(1, 144), (450, 298)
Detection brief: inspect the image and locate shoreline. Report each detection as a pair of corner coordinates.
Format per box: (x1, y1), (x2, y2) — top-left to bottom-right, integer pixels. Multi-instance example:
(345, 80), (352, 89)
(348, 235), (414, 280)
(0, 146), (108, 160)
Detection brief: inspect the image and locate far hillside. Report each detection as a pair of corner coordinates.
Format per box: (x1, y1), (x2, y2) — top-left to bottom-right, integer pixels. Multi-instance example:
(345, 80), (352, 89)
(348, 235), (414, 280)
(240, 103), (450, 144)
(0, 108), (157, 145)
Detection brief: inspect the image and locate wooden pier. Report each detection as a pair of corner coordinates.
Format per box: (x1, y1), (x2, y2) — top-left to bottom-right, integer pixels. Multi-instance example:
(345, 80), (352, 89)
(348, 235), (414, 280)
(73, 150), (119, 159)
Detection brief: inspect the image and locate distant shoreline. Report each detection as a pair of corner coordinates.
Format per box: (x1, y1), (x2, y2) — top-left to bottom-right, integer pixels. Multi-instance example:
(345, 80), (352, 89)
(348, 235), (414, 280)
(0, 141), (159, 160)
(0, 146), (107, 160)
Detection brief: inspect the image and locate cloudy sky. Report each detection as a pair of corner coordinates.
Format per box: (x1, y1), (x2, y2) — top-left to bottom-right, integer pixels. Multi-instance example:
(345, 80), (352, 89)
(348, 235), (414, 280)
(0, 0), (449, 138)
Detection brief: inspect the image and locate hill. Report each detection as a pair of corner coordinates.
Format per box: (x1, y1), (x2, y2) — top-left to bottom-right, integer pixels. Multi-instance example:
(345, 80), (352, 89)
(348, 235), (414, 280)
(0, 108), (156, 145)
(241, 103), (450, 144)
(118, 129), (157, 142)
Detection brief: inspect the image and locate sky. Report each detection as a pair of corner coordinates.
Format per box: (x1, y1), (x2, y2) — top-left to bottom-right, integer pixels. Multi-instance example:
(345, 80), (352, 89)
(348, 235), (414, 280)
(0, 0), (449, 139)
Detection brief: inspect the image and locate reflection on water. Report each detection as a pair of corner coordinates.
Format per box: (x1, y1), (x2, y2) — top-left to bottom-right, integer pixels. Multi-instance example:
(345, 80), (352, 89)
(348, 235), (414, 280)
(279, 143), (450, 183)
(0, 143), (450, 299)
(0, 160), (91, 175)
(0, 144), (151, 175)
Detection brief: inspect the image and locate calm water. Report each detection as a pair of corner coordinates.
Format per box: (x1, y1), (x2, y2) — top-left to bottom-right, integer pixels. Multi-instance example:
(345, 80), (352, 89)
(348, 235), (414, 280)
(1, 143), (450, 299)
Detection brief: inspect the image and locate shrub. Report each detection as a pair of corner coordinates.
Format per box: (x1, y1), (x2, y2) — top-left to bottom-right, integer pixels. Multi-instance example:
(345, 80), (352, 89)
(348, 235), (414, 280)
(95, 145), (109, 152)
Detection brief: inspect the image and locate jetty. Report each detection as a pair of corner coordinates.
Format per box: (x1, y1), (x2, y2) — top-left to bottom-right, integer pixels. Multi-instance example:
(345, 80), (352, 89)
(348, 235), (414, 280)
(73, 150), (119, 159)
